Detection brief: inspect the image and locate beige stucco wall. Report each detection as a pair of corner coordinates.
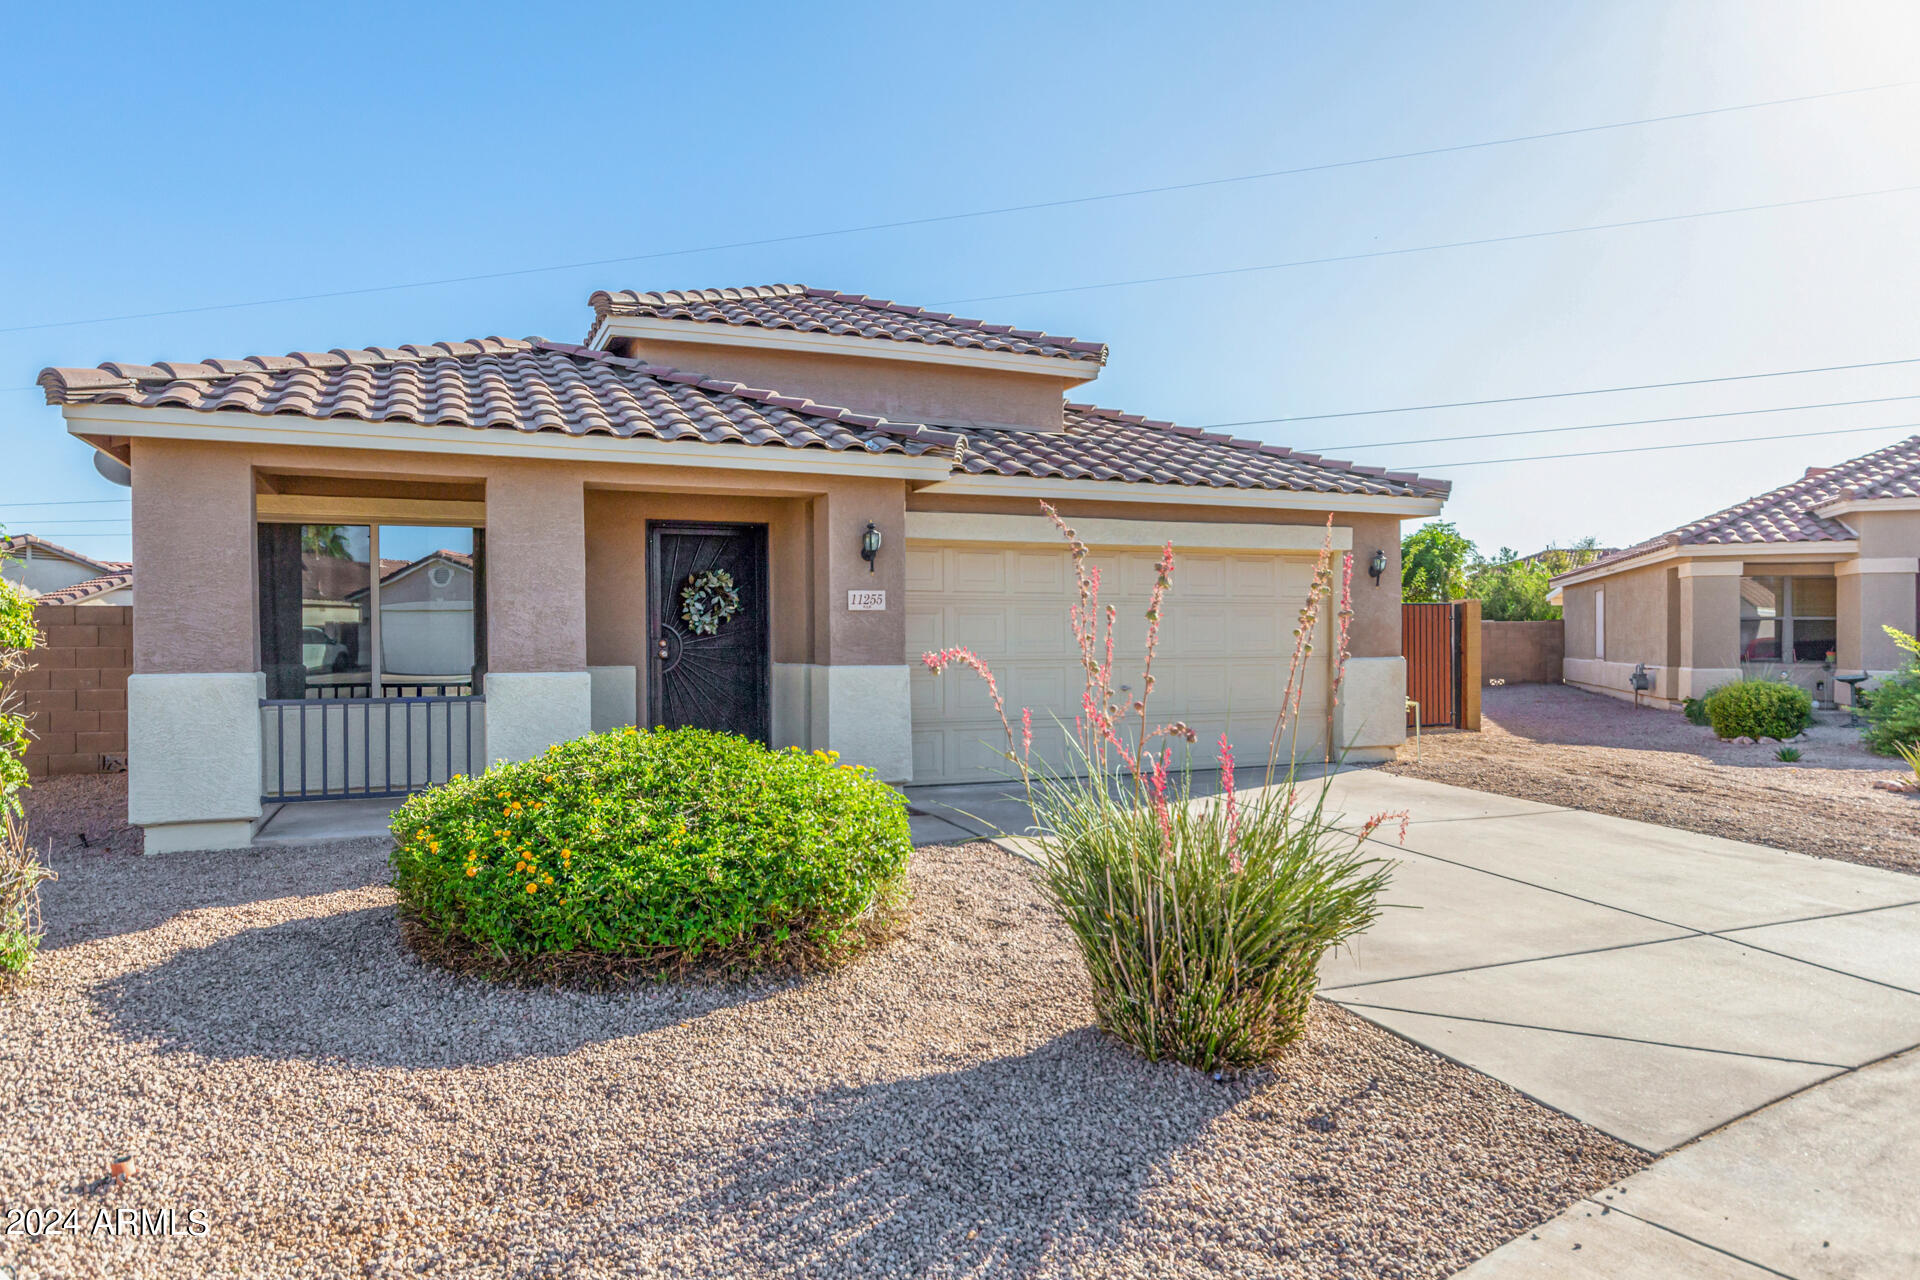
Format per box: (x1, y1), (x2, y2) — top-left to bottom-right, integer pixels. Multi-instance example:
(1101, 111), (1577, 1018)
(487, 463), (586, 673)
(906, 491), (1407, 661)
(605, 337), (1087, 433)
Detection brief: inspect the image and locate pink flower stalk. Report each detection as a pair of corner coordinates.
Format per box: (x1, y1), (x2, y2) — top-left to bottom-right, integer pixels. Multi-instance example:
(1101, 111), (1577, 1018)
(1325, 551), (1356, 761)
(1021, 706), (1033, 761)
(1150, 747), (1174, 856)
(923, 646), (1019, 770)
(1355, 808), (1412, 846)
(1218, 734), (1241, 872)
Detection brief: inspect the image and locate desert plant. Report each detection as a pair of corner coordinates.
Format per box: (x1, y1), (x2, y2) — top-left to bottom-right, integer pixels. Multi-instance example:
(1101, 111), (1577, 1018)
(1704, 678), (1812, 743)
(1775, 746), (1802, 763)
(390, 727), (910, 980)
(924, 505), (1398, 1072)
(1894, 741), (1920, 786)
(0, 565), (51, 987)
(1681, 694), (1714, 727)
(1863, 626), (1920, 756)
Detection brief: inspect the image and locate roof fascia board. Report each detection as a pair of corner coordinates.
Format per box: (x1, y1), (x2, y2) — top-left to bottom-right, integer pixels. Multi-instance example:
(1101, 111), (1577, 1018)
(1813, 496), (1920, 519)
(594, 314), (1101, 384)
(62, 405), (957, 483)
(1552, 539), (1862, 588)
(906, 511), (1354, 552)
(915, 472), (1446, 517)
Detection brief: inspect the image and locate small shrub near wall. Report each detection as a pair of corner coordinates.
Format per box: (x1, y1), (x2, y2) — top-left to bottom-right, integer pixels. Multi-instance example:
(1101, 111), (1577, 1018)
(1704, 679), (1812, 743)
(390, 727), (911, 980)
(1, 575), (54, 987)
(1864, 627), (1920, 756)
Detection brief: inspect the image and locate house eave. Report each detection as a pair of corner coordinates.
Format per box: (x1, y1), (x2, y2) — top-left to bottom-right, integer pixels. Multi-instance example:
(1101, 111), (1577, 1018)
(916, 471), (1447, 517)
(590, 314), (1103, 385)
(1812, 495), (1920, 520)
(1550, 539), (1862, 589)
(61, 404), (959, 483)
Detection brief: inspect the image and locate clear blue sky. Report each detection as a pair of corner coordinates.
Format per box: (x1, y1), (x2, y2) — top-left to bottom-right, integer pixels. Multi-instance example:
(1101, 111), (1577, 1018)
(4, 1), (1917, 563)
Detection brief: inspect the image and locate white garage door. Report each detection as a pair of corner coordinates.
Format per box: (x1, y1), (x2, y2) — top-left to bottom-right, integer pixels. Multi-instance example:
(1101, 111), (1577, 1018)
(905, 540), (1334, 785)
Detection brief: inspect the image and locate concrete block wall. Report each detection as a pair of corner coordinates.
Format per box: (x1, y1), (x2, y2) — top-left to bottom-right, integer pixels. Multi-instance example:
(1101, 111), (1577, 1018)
(1483, 619), (1565, 685)
(15, 603), (132, 777)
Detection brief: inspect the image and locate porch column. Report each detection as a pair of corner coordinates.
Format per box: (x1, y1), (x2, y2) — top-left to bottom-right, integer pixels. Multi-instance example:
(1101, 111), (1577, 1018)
(1675, 560), (1743, 699)
(1836, 558), (1919, 704)
(125, 439), (263, 853)
(483, 466), (592, 763)
(805, 477), (911, 781)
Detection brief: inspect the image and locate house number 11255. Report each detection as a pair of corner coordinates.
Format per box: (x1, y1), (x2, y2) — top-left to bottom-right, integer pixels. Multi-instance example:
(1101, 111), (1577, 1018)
(847, 590), (886, 611)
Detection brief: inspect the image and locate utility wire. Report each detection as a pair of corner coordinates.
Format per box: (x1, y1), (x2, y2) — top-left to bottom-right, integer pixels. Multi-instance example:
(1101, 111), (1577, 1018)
(0, 497), (129, 508)
(0, 80), (1909, 336)
(1412, 419), (1919, 469)
(1310, 391), (1920, 451)
(936, 183), (1920, 307)
(1200, 354), (1920, 427)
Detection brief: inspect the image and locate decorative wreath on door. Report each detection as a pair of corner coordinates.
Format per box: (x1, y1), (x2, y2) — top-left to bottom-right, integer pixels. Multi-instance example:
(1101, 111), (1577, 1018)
(679, 569), (742, 636)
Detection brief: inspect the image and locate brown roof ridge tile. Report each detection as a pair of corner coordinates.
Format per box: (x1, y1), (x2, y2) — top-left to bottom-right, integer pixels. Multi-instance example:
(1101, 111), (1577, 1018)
(32, 569), (133, 605)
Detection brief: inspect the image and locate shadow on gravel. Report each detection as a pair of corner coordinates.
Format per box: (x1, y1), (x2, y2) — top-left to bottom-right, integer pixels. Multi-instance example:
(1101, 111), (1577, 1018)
(92, 904), (791, 1068)
(40, 837), (394, 950)
(648, 1029), (1247, 1275)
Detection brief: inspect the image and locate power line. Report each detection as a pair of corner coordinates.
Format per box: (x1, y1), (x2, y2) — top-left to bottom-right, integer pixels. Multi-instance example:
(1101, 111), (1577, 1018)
(0, 498), (129, 508)
(1311, 391), (1920, 451)
(936, 182), (1920, 307)
(0, 81), (1910, 337)
(1201, 354), (1920, 427)
(1411, 420), (1918, 469)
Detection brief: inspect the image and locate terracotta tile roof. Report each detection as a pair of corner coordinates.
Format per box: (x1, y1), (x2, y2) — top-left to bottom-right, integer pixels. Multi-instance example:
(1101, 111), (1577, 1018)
(33, 570), (132, 605)
(38, 339), (963, 459)
(1, 535), (130, 575)
(37, 330), (1450, 502)
(589, 284), (1108, 365)
(1558, 434), (1920, 579)
(957, 403), (1452, 499)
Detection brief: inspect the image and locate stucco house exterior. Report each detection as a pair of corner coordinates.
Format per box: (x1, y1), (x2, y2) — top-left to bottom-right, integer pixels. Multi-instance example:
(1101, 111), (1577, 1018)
(1551, 436), (1920, 709)
(38, 284), (1448, 853)
(1, 534), (134, 606)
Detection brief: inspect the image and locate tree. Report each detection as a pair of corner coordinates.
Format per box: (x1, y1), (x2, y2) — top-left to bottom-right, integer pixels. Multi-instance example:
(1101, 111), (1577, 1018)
(1466, 539), (1607, 620)
(1401, 522), (1475, 602)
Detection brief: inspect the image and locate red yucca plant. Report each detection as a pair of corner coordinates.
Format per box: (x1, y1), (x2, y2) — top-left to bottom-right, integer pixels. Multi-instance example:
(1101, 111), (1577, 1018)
(923, 503), (1402, 1071)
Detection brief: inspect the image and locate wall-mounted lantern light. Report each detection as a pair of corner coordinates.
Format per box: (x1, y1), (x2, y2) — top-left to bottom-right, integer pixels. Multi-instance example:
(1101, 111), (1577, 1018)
(1367, 549), (1387, 587)
(861, 521), (883, 573)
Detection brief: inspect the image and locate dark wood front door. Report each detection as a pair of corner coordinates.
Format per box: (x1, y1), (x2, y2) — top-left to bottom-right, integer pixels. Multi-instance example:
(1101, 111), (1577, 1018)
(647, 521), (770, 742)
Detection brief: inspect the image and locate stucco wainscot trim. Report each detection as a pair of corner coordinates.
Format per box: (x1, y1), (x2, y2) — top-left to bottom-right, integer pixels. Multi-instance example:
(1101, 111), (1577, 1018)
(485, 672), (593, 765)
(1333, 656), (1407, 759)
(128, 672), (263, 853)
(773, 664), (912, 783)
(904, 512), (1356, 552)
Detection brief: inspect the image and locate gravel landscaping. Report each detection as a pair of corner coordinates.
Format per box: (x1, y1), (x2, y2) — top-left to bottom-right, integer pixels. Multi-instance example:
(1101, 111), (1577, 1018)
(1, 804), (1646, 1279)
(1387, 683), (1920, 874)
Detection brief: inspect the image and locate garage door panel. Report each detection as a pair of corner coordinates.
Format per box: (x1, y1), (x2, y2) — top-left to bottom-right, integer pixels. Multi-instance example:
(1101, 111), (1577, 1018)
(949, 550), (1007, 593)
(907, 540), (1332, 784)
(905, 547), (945, 593)
(1012, 552), (1067, 594)
(948, 606), (1006, 654)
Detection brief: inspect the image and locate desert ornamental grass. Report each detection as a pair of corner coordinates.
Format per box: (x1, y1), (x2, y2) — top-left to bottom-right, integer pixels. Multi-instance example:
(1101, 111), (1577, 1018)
(390, 726), (911, 982)
(925, 502), (1402, 1072)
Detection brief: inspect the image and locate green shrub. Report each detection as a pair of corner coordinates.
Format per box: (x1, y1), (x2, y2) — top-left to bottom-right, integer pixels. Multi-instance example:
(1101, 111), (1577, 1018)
(390, 727), (910, 978)
(1704, 679), (1812, 742)
(0, 569), (51, 989)
(1863, 668), (1920, 755)
(926, 504), (1393, 1072)
(1775, 746), (1801, 763)
(1682, 694), (1713, 727)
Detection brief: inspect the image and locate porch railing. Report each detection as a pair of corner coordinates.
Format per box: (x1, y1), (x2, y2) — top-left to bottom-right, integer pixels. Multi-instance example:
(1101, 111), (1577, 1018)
(303, 680), (477, 699)
(261, 694), (485, 803)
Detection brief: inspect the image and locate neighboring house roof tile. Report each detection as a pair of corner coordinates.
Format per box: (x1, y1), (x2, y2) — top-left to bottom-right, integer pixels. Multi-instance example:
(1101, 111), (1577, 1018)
(38, 339), (963, 458)
(588, 284), (1109, 365)
(958, 403), (1452, 499)
(1558, 434), (1920, 579)
(0, 534), (130, 575)
(33, 570), (132, 604)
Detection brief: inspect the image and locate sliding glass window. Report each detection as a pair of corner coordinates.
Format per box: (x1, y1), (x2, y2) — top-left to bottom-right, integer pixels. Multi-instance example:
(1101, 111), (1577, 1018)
(259, 523), (483, 699)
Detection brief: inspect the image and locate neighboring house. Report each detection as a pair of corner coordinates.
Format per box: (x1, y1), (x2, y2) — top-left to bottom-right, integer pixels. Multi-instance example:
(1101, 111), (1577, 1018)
(39, 283), (1448, 853)
(1551, 437), (1920, 709)
(1, 534), (133, 605)
(345, 550), (477, 685)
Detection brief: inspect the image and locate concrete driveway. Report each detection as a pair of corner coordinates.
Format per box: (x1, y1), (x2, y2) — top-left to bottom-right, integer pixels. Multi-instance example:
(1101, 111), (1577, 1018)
(904, 766), (1920, 1277)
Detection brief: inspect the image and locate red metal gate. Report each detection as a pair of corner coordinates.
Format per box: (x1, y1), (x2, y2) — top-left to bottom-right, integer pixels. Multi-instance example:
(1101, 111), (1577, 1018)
(1403, 602), (1460, 728)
